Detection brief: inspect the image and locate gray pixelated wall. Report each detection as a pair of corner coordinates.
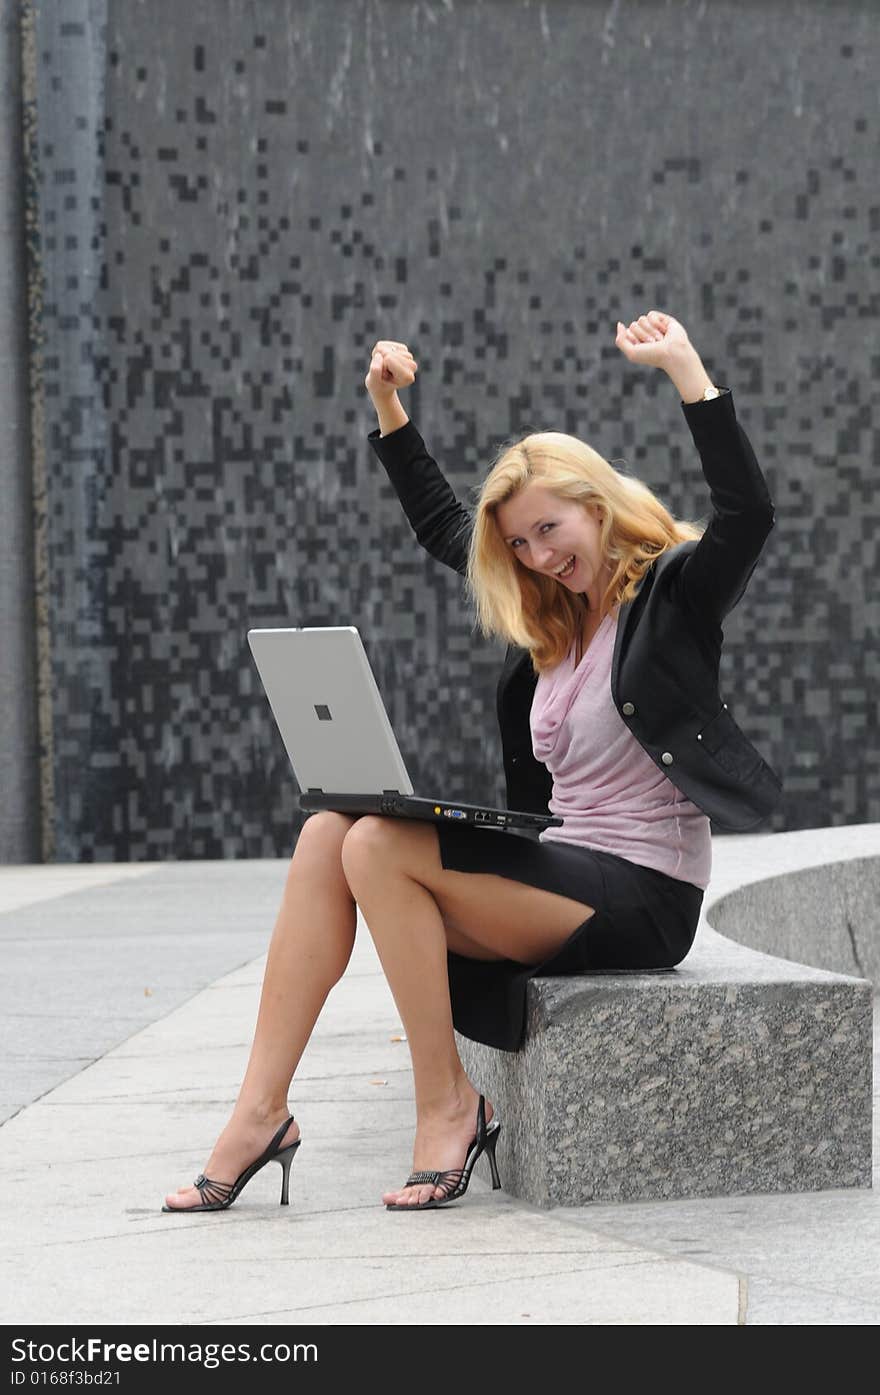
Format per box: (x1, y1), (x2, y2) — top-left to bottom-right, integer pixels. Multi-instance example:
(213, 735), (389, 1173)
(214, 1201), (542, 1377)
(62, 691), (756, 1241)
(22, 0), (879, 861)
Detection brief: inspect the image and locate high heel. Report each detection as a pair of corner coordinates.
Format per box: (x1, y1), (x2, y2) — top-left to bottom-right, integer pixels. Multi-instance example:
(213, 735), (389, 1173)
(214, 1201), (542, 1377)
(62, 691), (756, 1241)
(386, 1095), (501, 1211)
(162, 1116), (300, 1213)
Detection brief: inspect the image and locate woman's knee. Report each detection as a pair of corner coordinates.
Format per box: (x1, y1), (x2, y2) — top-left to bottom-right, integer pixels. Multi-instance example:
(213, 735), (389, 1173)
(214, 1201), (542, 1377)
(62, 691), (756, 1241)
(293, 811), (359, 858)
(288, 812), (363, 890)
(338, 812), (391, 875)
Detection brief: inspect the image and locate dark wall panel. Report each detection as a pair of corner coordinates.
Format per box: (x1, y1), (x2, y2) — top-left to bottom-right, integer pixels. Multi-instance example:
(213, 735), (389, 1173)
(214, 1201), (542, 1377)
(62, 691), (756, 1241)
(24, 0), (880, 859)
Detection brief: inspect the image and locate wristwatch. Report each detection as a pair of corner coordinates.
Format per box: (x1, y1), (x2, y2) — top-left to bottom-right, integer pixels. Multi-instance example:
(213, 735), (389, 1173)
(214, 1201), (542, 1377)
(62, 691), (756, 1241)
(701, 384), (721, 401)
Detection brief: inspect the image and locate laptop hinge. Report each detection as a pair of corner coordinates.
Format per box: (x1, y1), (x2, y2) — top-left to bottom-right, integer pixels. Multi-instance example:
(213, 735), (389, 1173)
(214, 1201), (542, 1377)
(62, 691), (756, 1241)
(382, 789), (404, 795)
(306, 787), (324, 794)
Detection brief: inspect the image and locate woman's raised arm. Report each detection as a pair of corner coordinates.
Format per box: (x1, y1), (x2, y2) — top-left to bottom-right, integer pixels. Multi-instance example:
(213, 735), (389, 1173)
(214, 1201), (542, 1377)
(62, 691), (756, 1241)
(616, 311), (775, 625)
(364, 340), (416, 436)
(366, 340), (473, 578)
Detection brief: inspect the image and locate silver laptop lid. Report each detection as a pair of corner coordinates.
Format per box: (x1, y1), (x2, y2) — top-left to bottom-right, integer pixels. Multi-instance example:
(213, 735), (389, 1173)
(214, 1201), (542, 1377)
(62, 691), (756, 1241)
(247, 626), (414, 797)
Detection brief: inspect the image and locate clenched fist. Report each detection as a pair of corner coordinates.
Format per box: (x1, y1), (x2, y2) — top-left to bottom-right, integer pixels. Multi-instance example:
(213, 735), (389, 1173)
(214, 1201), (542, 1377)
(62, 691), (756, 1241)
(364, 340), (418, 401)
(615, 311), (692, 369)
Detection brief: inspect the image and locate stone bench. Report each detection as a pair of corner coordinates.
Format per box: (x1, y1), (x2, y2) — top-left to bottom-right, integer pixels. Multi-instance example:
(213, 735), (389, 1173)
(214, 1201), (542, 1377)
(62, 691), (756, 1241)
(456, 825), (877, 1207)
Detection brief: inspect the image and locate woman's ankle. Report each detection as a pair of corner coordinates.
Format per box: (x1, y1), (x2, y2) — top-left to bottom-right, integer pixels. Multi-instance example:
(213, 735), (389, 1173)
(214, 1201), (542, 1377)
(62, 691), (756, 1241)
(415, 1075), (479, 1122)
(230, 1097), (292, 1129)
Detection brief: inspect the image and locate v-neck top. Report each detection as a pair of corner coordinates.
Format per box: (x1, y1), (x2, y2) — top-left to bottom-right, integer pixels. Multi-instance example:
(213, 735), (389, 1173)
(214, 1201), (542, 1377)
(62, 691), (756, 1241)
(530, 607), (712, 888)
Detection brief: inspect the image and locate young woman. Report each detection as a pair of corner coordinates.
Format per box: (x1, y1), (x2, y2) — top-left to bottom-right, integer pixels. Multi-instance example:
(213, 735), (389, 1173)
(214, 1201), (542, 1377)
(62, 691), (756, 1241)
(163, 310), (780, 1214)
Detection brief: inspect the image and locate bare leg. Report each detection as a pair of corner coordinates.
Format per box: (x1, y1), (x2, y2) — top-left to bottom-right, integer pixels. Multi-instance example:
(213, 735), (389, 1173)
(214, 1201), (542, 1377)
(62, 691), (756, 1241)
(164, 812), (359, 1208)
(341, 818), (594, 1208)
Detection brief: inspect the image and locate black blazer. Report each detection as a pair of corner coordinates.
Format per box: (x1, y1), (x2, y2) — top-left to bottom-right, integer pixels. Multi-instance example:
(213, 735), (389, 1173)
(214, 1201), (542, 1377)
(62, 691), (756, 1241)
(368, 389), (782, 832)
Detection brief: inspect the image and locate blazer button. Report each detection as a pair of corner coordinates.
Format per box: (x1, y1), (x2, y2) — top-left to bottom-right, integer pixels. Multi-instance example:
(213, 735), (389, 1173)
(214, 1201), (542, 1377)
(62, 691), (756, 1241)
(661, 751), (674, 765)
(622, 702), (635, 716)
(511, 755), (519, 765)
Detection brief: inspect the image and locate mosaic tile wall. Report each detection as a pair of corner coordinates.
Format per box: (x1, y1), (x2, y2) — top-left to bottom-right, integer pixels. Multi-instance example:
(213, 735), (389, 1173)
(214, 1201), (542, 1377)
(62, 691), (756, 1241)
(23, 0), (880, 861)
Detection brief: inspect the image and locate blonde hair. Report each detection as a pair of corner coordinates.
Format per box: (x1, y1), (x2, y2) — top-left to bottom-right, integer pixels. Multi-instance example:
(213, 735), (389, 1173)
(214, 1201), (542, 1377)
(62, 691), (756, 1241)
(464, 431), (705, 674)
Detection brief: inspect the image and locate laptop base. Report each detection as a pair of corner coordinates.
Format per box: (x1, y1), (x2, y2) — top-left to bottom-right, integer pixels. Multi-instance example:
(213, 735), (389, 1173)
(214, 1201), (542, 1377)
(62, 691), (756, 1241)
(299, 791), (562, 833)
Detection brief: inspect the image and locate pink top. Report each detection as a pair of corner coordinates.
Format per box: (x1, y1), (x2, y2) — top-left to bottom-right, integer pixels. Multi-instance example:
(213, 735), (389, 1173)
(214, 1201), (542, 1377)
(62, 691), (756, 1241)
(529, 607), (712, 890)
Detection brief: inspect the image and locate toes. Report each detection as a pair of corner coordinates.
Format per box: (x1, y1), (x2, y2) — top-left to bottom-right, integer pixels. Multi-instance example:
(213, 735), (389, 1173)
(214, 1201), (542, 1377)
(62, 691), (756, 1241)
(164, 1186), (196, 1209)
(384, 1183), (443, 1207)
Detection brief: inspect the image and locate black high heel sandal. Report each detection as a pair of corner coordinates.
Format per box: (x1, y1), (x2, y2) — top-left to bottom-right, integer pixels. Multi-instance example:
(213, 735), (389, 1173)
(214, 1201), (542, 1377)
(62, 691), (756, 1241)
(386, 1095), (501, 1211)
(162, 1116), (300, 1213)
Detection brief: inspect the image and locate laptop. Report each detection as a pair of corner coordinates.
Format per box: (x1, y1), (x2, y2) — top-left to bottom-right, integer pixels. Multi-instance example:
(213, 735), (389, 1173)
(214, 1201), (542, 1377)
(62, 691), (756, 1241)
(246, 625), (562, 833)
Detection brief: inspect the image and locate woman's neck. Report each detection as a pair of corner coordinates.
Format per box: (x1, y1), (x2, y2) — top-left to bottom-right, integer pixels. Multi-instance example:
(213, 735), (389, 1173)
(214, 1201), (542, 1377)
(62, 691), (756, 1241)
(574, 604), (605, 666)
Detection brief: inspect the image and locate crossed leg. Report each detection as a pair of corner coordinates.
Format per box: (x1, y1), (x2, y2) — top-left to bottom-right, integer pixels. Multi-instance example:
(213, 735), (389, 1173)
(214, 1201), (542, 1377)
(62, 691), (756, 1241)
(163, 811), (595, 1211)
(340, 816), (595, 1206)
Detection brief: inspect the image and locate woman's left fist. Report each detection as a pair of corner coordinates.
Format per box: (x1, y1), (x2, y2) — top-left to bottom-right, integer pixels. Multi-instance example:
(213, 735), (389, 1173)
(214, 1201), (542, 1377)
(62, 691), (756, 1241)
(615, 311), (692, 368)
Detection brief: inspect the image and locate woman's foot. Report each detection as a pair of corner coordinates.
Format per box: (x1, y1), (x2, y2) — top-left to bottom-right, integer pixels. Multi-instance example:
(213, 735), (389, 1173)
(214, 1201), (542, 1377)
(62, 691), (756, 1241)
(164, 1108), (301, 1211)
(382, 1082), (494, 1207)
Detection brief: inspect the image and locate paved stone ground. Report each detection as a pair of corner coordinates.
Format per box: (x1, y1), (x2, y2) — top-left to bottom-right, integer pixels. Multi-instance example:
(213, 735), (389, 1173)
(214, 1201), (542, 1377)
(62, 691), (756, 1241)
(0, 828), (876, 1325)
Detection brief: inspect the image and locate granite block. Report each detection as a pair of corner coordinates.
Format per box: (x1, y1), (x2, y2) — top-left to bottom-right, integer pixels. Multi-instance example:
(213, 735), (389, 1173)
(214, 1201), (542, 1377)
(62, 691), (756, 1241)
(709, 855), (880, 982)
(458, 972), (873, 1207)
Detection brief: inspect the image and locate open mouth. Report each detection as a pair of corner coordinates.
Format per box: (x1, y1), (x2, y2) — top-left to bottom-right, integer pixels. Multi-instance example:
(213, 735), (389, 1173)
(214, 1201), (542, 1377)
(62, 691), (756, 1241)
(553, 555), (576, 579)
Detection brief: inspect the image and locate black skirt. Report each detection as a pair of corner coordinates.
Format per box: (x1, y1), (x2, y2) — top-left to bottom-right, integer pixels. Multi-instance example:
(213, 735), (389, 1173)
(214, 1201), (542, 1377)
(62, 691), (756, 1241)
(437, 822), (704, 1053)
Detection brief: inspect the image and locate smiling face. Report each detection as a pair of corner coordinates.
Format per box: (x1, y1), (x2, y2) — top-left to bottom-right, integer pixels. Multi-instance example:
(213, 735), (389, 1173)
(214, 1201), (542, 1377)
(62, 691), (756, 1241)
(495, 483), (610, 604)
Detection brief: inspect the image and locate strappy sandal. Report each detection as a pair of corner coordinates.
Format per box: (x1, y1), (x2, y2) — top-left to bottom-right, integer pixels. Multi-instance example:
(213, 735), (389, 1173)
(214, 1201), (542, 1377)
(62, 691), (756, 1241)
(162, 1116), (300, 1213)
(386, 1095), (501, 1210)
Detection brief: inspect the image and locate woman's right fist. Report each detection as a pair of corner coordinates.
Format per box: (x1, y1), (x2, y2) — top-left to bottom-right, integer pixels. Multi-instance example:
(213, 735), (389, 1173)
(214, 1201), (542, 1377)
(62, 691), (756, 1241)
(364, 340), (418, 399)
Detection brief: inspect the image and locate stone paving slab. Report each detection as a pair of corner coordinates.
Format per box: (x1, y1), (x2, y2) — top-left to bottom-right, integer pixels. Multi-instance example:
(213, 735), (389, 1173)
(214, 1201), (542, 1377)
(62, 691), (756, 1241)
(0, 921), (740, 1327)
(554, 1181), (880, 1323)
(738, 1277), (880, 1326)
(1, 828), (877, 1326)
(0, 860), (290, 1121)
